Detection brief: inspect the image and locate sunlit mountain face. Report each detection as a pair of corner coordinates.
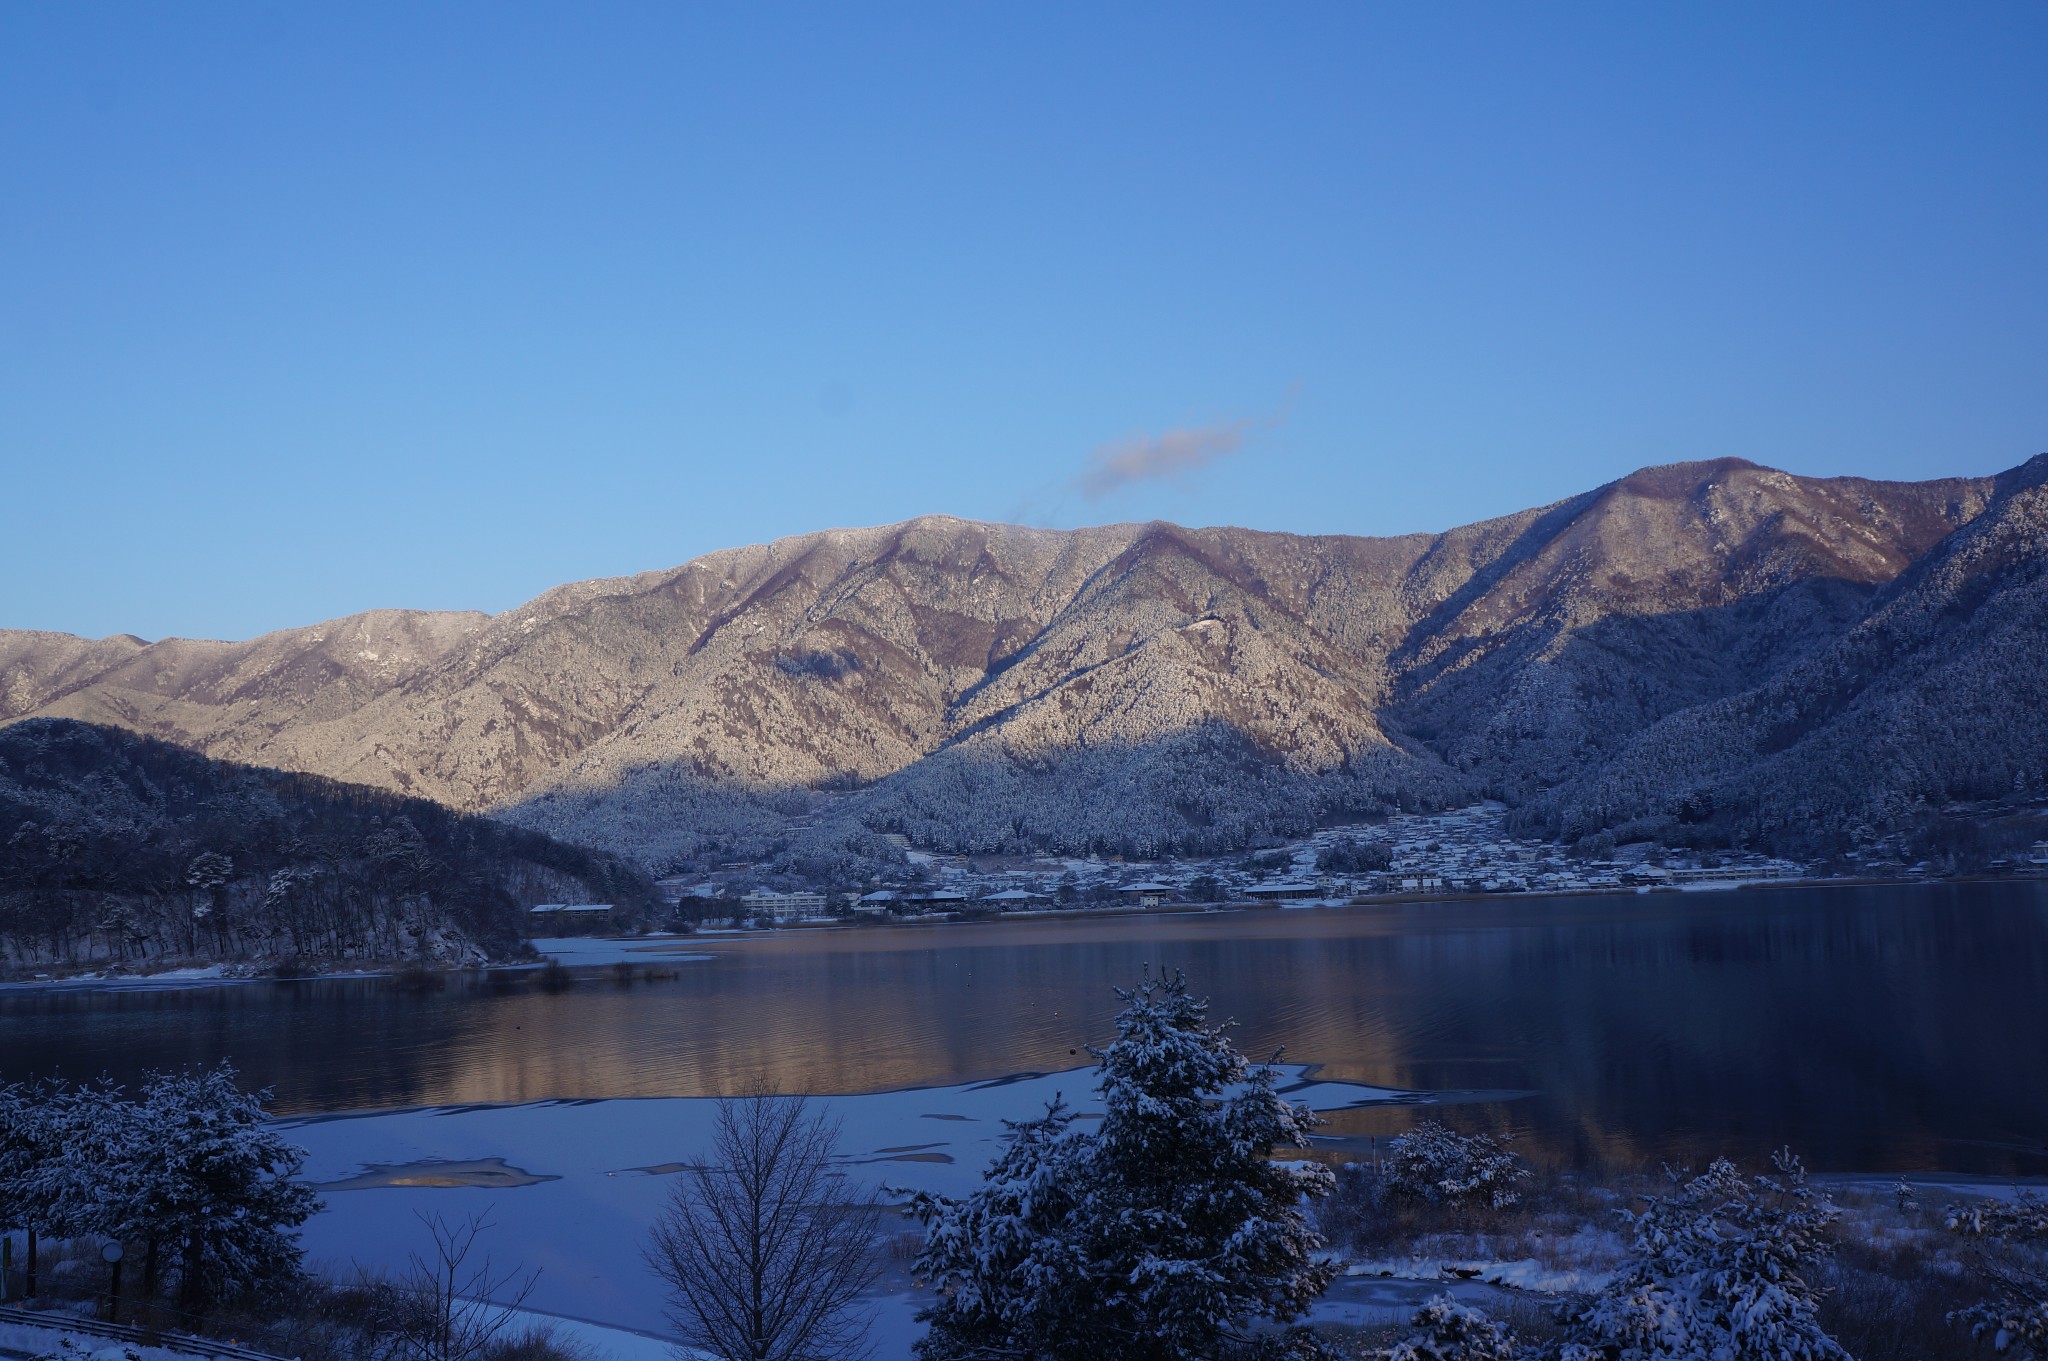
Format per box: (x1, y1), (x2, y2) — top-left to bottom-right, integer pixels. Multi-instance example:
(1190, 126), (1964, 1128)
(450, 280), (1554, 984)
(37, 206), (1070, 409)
(6, 454), (2046, 869)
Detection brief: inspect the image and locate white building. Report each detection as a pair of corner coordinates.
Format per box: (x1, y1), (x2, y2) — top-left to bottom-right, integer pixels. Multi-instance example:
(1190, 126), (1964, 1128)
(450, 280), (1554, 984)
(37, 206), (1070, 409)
(1668, 863), (1799, 884)
(741, 889), (827, 921)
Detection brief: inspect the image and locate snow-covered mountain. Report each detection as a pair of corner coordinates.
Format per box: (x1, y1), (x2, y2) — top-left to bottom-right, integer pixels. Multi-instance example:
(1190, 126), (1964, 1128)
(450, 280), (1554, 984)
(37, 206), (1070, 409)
(4, 455), (2039, 867)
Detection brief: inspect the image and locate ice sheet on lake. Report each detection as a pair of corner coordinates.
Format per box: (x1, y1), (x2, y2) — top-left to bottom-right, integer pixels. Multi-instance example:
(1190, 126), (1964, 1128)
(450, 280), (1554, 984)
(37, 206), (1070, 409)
(287, 1065), (1413, 1352)
(527, 937), (718, 966)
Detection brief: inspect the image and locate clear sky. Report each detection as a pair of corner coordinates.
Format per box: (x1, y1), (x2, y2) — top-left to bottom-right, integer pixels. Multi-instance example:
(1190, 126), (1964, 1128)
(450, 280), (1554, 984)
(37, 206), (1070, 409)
(4, 4), (2044, 642)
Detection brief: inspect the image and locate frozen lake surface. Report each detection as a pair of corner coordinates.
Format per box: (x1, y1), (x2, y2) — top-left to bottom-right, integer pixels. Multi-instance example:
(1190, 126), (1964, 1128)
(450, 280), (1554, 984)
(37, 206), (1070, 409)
(285, 1065), (1410, 1346)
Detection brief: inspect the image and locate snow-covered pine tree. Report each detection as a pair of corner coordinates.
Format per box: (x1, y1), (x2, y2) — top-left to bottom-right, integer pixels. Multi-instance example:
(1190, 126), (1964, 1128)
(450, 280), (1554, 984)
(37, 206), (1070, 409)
(913, 972), (1337, 1361)
(0, 1078), (71, 1296)
(1558, 1149), (1848, 1361)
(32, 1078), (133, 1237)
(5, 1078), (159, 1295)
(1945, 1190), (2048, 1356)
(1948, 1259), (2048, 1359)
(1946, 1190), (2048, 1244)
(130, 1063), (321, 1316)
(1382, 1121), (1529, 1211)
(52, 1078), (174, 1292)
(912, 1097), (1089, 1358)
(1368, 1295), (1524, 1361)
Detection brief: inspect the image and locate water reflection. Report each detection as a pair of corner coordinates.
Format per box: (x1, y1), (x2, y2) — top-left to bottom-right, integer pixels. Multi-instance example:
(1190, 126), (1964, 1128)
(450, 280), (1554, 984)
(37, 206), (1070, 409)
(7, 883), (2046, 1174)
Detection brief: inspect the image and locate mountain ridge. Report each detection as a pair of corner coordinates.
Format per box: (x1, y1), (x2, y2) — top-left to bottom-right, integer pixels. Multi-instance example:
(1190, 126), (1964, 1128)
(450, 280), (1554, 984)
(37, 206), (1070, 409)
(3, 456), (2036, 866)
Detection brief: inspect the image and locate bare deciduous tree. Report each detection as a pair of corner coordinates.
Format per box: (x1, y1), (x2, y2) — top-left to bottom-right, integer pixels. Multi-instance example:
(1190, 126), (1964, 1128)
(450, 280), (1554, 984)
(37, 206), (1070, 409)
(404, 1209), (540, 1361)
(646, 1094), (883, 1361)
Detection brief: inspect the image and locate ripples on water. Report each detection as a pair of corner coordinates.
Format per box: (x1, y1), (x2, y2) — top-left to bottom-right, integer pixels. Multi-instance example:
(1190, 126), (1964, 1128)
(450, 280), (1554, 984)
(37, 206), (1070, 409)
(8, 882), (2047, 1175)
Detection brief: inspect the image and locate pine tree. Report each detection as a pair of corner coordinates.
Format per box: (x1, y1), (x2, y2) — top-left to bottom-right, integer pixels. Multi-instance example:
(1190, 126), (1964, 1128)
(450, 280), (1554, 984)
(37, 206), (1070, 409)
(0, 1079), (70, 1296)
(1369, 1295), (1524, 1361)
(1382, 1121), (1529, 1211)
(914, 972), (1336, 1361)
(912, 1098), (1089, 1357)
(1945, 1190), (2048, 1356)
(57, 1079), (166, 1290)
(1558, 1149), (1848, 1361)
(129, 1063), (322, 1316)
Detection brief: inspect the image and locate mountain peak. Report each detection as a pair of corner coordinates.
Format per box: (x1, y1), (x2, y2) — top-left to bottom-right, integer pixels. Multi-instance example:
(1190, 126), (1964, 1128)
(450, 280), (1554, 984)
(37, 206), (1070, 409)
(1609, 457), (1768, 500)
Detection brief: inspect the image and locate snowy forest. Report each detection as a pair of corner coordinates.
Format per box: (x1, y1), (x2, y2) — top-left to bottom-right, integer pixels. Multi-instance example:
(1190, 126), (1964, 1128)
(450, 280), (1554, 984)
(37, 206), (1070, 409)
(0, 719), (655, 971)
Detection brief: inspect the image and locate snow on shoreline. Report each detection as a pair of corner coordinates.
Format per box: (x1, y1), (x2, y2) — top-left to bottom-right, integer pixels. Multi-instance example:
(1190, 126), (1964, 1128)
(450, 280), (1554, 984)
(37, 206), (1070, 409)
(524, 937), (715, 966)
(0, 938), (711, 992)
(284, 1067), (1416, 1359)
(0, 963), (391, 993)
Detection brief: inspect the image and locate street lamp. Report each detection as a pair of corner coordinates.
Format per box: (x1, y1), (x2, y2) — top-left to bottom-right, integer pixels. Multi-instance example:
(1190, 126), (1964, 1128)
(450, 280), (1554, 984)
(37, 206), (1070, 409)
(101, 1242), (123, 1323)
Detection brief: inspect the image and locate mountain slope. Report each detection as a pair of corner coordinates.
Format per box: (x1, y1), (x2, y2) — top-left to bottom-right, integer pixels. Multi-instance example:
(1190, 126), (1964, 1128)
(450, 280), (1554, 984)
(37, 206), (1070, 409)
(1516, 453), (2048, 852)
(1, 457), (2029, 865)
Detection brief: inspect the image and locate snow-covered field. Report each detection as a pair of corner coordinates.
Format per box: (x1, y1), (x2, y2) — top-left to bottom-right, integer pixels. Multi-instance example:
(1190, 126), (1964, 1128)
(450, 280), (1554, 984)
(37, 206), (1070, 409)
(285, 1068), (1416, 1360)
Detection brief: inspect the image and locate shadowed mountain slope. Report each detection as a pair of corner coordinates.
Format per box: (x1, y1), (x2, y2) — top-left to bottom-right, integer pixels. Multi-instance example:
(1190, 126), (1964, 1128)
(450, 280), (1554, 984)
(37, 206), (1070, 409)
(0, 717), (653, 967)
(1515, 453), (2048, 852)
(3, 457), (2032, 864)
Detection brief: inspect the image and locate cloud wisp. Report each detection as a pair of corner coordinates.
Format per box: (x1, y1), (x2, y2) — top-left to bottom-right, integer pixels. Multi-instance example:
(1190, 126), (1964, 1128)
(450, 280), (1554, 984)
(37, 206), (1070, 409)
(1072, 419), (1255, 501)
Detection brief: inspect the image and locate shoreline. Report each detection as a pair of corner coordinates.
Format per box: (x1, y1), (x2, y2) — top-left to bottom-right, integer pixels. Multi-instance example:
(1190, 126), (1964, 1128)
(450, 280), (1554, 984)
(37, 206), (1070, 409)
(5, 873), (2040, 992)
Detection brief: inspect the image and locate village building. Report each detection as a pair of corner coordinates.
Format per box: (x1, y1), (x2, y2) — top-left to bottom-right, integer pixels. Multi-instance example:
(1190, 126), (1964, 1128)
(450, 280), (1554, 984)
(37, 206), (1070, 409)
(741, 888), (827, 920)
(1244, 880), (1326, 902)
(529, 903), (616, 929)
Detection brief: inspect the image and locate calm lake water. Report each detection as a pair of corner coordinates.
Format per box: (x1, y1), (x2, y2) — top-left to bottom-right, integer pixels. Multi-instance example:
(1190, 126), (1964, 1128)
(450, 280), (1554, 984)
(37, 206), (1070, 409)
(8, 882), (2047, 1176)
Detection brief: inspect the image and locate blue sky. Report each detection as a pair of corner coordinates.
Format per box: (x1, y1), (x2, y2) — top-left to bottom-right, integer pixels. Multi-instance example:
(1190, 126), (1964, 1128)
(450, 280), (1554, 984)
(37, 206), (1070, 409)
(3, 4), (2044, 641)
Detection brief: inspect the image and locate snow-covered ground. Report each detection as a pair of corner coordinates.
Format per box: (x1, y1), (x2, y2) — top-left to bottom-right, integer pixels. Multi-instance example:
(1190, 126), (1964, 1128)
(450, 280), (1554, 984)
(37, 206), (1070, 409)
(285, 1067), (1416, 1360)
(0, 963), (387, 993)
(499, 1308), (693, 1361)
(0, 964), (259, 992)
(0, 1314), (247, 1361)
(0, 940), (710, 992)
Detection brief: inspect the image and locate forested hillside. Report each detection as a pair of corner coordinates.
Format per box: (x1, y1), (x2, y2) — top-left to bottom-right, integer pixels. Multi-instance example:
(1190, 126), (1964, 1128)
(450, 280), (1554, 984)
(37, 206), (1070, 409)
(1516, 453), (2048, 856)
(0, 718), (654, 970)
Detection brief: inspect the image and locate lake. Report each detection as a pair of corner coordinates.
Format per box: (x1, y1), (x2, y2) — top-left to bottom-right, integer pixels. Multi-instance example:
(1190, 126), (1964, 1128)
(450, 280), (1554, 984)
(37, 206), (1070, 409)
(8, 881), (2047, 1175)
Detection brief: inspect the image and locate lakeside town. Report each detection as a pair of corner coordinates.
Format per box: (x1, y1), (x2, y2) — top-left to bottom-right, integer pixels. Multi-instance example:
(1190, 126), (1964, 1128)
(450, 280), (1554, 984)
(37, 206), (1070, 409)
(533, 801), (2047, 931)
(537, 803), (1837, 929)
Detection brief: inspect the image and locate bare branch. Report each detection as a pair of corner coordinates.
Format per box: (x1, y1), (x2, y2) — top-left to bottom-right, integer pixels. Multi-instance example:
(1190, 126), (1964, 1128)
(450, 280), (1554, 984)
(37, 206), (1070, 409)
(644, 1094), (884, 1361)
(402, 1209), (541, 1361)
